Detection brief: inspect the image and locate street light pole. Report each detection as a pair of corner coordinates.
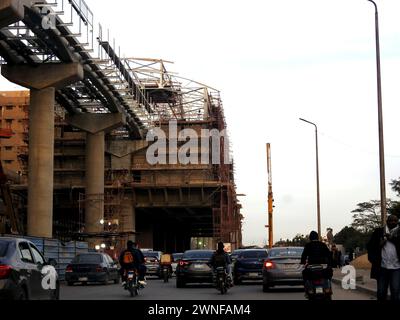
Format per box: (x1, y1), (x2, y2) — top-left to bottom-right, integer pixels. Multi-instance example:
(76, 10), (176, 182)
(367, 0), (387, 226)
(299, 118), (321, 239)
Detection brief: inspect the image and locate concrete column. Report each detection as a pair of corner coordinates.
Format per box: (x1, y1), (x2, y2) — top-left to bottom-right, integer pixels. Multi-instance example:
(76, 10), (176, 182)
(27, 88), (55, 237)
(85, 131), (105, 234)
(67, 113), (126, 236)
(121, 199), (136, 241)
(2, 63), (83, 238)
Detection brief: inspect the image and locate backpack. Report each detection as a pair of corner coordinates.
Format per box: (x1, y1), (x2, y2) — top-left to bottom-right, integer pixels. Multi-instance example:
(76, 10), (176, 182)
(123, 250), (135, 264)
(214, 253), (227, 267)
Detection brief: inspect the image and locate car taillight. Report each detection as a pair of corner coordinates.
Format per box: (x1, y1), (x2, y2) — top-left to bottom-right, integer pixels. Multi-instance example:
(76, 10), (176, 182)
(179, 261), (189, 267)
(0, 265), (12, 279)
(264, 261), (275, 269)
(65, 265), (73, 273)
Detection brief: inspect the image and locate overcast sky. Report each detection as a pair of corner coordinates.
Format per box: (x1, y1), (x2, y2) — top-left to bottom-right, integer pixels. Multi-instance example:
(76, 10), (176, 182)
(1, 0), (400, 246)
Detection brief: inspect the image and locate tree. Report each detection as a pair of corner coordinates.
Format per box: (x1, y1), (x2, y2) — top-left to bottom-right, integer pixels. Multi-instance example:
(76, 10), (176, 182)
(389, 178), (400, 217)
(351, 200), (388, 233)
(333, 226), (369, 252)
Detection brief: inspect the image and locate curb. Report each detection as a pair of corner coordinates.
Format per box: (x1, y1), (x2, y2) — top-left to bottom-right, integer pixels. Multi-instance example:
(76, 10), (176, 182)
(332, 277), (376, 297)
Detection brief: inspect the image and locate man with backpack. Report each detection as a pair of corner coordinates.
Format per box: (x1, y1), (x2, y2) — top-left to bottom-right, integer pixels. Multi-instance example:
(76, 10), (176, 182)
(119, 240), (147, 286)
(210, 242), (233, 287)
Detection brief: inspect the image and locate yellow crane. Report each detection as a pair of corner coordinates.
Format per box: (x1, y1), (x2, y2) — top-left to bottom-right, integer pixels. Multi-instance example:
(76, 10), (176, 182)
(266, 143), (274, 249)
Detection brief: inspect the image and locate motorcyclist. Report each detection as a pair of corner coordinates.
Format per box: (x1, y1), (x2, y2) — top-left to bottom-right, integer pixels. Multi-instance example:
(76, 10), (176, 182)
(301, 231), (333, 297)
(209, 242), (233, 287)
(119, 240), (147, 287)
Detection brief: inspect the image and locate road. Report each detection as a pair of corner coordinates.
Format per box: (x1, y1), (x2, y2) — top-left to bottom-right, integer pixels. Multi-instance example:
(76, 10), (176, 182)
(60, 277), (376, 300)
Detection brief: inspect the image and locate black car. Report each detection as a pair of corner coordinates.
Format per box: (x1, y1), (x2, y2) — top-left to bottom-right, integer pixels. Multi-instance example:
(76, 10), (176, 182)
(0, 237), (59, 300)
(65, 253), (120, 286)
(175, 250), (214, 288)
(233, 249), (268, 284)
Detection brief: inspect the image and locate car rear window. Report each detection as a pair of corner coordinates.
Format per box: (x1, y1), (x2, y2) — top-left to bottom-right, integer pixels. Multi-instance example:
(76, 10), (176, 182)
(0, 241), (9, 257)
(239, 251), (268, 259)
(74, 254), (102, 263)
(172, 253), (183, 260)
(268, 248), (304, 258)
(183, 251), (213, 259)
(144, 252), (160, 258)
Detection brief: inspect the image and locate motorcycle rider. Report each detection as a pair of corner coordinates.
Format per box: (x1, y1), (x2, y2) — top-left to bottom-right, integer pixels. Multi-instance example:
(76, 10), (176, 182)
(210, 241), (233, 287)
(119, 240), (147, 287)
(301, 231), (333, 297)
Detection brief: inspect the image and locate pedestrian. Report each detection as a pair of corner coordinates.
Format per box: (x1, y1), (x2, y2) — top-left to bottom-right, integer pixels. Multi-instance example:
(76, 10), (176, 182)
(367, 214), (400, 301)
(331, 244), (342, 268)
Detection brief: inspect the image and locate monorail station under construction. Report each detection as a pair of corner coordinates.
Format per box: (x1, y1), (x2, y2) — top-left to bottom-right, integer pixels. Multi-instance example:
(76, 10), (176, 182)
(0, 0), (243, 254)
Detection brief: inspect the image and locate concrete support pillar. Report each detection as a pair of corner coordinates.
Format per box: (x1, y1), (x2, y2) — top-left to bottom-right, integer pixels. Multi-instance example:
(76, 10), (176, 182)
(27, 88), (55, 237)
(85, 131), (105, 234)
(67, 113), (126, 236)
(1, 63), (83, 238)
(121, 199), (136, 241)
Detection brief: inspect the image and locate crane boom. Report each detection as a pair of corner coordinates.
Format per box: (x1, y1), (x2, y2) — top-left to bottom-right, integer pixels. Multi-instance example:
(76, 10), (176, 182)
(267, 143), (274, 249)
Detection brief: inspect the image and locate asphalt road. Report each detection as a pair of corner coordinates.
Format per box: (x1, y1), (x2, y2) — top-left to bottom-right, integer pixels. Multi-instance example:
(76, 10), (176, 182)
(60, 276), (376, 300)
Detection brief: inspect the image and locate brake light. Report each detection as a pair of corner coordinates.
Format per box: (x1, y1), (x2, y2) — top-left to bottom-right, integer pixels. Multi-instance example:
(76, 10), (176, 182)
(179, 261), (189, 267)
(264, 260), (275, 269)
(0, 265), (12, 279)
(65, 265), (73, 273)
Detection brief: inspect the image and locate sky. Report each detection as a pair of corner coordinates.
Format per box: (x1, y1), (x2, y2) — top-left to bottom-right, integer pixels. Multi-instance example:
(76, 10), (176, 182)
(1, 0), (400, 246)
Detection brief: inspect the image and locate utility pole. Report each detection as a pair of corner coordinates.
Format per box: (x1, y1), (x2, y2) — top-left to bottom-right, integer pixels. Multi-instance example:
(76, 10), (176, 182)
(266, 143), (274, 249)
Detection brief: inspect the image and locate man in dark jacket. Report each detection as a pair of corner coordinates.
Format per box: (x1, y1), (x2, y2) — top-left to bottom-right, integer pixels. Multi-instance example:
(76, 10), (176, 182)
(301, 230), (333, 294)
(367, 214), (400, 301)
(210, 242), (233, 286)
(119, 241), (146, 286)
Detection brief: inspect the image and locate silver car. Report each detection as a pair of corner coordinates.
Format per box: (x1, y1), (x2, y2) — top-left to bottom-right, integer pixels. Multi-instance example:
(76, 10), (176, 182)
(262, 247), (304, 292)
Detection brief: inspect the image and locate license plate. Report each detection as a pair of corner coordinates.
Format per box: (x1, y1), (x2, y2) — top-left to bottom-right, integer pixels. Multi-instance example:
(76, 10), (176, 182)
(249, 273), (259, 277)
(280, 264), (296, 270)
(79, 277), (88, 282)
(194, 264), (204, 269)
(316, 287), (323, 294)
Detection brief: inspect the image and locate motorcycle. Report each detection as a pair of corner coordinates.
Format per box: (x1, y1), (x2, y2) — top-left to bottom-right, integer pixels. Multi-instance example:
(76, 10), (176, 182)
(161, 264), (172, 283)
(124, 269), (141, 297)
(215, 267), (229, 295)
(304, 264), (332, 301)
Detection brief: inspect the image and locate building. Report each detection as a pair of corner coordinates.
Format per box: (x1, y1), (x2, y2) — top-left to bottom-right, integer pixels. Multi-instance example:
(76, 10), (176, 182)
(0, 91), (29, 178)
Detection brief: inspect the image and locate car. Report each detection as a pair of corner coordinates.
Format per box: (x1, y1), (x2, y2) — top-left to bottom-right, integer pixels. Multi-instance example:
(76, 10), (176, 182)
(230, 249), (246, 263)
(65, 252), (120, 286)
(262, 247), (305, 292)
(233, 249), (268, 285)
(143, 251), (163, 277)
(175, 250), (214, 288)
(0, 237), (60, 300)
(171, 253), (183, 275)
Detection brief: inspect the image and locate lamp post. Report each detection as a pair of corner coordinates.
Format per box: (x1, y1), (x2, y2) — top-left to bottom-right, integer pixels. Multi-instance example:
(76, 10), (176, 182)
(300, 118), (321, 239)
(367, 0), (387, 226)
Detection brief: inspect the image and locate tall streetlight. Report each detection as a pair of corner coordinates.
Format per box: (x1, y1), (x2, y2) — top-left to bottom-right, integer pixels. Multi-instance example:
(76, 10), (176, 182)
(299, 118), (321, 239)
(367, 0), (387, 226)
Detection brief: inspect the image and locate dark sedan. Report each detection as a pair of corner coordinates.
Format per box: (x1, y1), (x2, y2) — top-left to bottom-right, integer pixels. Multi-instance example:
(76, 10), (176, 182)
(233, 249), (268, 285)
(176, 250), (214, 288)
(0, 237), (59, 300)
(65, 253), (120, 286)
(262, 247), (305, 292)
